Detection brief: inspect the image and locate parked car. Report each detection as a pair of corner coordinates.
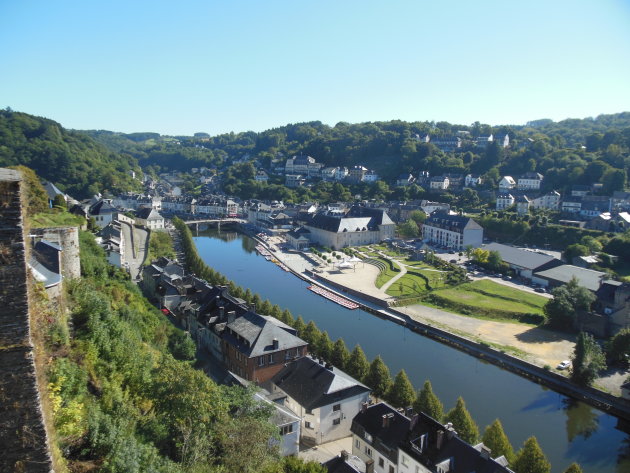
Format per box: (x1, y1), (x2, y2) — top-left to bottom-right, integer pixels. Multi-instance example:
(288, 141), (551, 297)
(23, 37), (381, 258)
(557, 360), (571, 370)
(535, 287), (546, 293)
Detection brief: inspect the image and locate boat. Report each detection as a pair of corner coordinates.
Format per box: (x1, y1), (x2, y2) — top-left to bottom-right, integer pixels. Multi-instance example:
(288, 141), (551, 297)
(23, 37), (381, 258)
(307, 285), (359, 309)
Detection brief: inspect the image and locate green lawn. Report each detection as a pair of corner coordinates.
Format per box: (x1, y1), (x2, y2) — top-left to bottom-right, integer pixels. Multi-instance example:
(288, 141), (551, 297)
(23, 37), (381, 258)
(428, 280), (548, 322)
(369, 258), (400, 289)
(30, 211), (85, 228)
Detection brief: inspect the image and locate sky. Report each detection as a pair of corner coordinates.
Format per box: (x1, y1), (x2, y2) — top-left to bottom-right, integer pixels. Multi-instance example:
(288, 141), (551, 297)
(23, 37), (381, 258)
(1, 0), (629, 136)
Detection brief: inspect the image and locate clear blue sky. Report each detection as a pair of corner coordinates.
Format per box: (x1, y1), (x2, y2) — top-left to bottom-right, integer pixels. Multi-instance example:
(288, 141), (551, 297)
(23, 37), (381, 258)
(1, 0), (629, 135)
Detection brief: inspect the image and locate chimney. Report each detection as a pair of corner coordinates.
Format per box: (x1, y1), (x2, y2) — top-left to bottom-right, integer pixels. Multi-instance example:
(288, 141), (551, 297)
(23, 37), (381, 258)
(409, 413), (419, 430)
(227, 311), (236, 324)
(480, 445), (491, 460)
(252, 303), (256, 312)
(361, 402), (368, 413)
(365, 459), (374, 473)
(445, 422), (457, 439)
(325, 362), (333, 370)
(382, 414), (389, 428)
(219, 306), (225, 318)
(340, 450), (349, 462)
(436, 430), (444, 450)
(405, 406), (414, 418)
(273, 338), (279, 350)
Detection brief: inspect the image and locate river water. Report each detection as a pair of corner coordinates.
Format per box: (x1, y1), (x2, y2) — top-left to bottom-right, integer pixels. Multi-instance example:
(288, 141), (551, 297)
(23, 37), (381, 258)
(194, 230), (628, 473)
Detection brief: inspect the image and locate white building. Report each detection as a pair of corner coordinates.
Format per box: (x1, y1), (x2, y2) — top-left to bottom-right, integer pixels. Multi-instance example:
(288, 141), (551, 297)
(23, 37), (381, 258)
(464, 174), (483, 187)
(335, 167), (349, 181)
(429, 176), (449, 190)
(531, 191), (561, 210)
(422, 212), (483, 249)
(517, 172), (543, 190)
(498, 176), (516, 191)
(364, 169), (379, 182)
(496, 193), (515, 210)
(271, 356), (370, 446)
(515, 195), (531, 215)
(135, 208), (165, 230)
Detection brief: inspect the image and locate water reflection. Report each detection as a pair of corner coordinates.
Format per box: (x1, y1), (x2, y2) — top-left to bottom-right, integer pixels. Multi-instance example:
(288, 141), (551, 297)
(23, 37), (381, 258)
(563, 399), (599, 442)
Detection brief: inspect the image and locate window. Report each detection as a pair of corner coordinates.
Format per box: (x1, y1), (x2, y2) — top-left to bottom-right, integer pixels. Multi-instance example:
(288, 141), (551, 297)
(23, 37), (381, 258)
(364, 446), (372, 458)
(306, 408), (313, 415)
(379, 457), (384, 468)
(258, 356), (265, 366)
(279, 424), (293, 436)
(305, 421), (313, 429)
(268, 353), (274, 364)
(355, 439), (361, 449)
(333, 418), (341, 426)
(364, 432), (372, 442)
(389, 467), (395, 473)
(402, 455), (409, 467)
(333, 404), (341, 412)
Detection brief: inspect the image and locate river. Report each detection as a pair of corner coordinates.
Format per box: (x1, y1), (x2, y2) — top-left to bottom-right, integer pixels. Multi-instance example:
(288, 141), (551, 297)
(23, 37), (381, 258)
(194, 229), (628, 473)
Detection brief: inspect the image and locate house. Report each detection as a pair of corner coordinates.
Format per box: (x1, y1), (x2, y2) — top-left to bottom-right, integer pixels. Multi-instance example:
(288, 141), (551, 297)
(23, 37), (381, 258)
(562, 197), (582, 214)
(286, 227), (311, 250)
(464, 174), (482, 188)
(531, 191), (560, 210)
(285, 155), (323, 178)
(611, 191), (630, 211)
(88, 199), (118, 228)
(427, 136), (461, 153)
(135, 208), (165, 230)
(271, 356), (370, 445)
(422, 212), (483, 249)
(429, 176), (449, 191)
(532, 264), (609, 292)
(495, 193), (514, 210)
(335, 167), (349, 181)
(571, 185), (591, 197)
(98, 220), (125, 267)
(286, 174), (306, 188)
(498, 176), (516, 191)
(594, 282), (630, 336)
(364, 170), (379, 183)
(579, 196), (611, 218)
(351, 403), (510, 473)
(396, 174), (416, 187)
(420, 200), (450, 216)
(255, 170), (269, 182)
(43, 181), (66, 208)
(517, 172), (543, 191)
(444, 173), (464, 190)
(323, 451), (366, 473)
(475, 135), (494, 148)
(587, 212), (630, 232)
(515, 195), (531, 215)
(481, 243), (561, 280)
(321, 167), (338, 181)
(304, 207), (396, 250)
(348, 166), (368, 183)
(222, 310), (308, 383)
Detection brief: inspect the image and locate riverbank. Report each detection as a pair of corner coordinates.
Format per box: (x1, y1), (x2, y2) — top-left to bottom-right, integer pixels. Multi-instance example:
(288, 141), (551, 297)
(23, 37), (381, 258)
(247, 229), (630, 421)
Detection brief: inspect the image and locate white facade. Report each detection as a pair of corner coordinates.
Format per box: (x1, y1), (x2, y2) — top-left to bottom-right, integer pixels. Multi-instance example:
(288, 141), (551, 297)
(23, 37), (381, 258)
(422, 215), (484, 250)
(464, 174), (482, 187)
(496, 193), (515, 210)
(498, 176), (516, 191)
(353, 434), (397, 473)
(429, 177), (449, 190)
(335, 167), (349, 181)
(531, 191), (560, 210)
(517, 175), (543, 190)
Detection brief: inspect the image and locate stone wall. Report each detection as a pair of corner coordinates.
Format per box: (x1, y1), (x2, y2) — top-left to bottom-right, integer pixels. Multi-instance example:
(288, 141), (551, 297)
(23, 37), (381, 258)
(0, 168), (54, 472)
(32, 226), (81, 280)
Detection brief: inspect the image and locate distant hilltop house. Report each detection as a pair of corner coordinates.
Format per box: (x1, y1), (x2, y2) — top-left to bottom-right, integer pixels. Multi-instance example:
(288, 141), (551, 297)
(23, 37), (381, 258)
(285, 155), (323, 178)
(255, 170), (269, 182)
(515, 195), (531, 215)
(429, 176), (449, 191)
(498, 176), (516, 191)
(300, 206), (395, 250)
(422, 212), (483, 249)
(396, 173), (416, 187)
(530, 191), (560, 211)
(495, 192), (515, 210)
(464, 174), (483, 188)
(517, 172), (543, 191)
(135, 207), (165, 230)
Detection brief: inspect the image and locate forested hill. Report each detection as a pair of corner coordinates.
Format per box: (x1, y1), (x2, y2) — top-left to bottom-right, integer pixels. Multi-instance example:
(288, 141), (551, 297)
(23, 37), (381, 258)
(0, 110), (142, 198)
(82, 113), (630, 193)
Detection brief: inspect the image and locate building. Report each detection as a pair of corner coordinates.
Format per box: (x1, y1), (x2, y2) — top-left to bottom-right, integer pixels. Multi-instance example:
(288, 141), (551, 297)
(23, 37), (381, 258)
(422, 212), (483, 250)
(286, 174), (306, 188)
(396, 174), (416, 187)
(587, 212), (630, 232)
(426, 136), (461, 153)
(420, 200), (450, 216)
(611, 191), (630, 211)
(271, 356), (370, 446)
(475, 135), (494, 148)
(29, 240), (63, 298)
(336, 167), (349, 181)
(88, 199), (118, 228)
(286, 227), (311, 250)
(222, 310), (308, 383)
(285, 155), (322, 178)
(348, 166), (368, 183)
(562, 197), (582, 214)
(571, 185), (591, 197)
(517, 172), (543, 191)
(498, 176), (516, 191)
(481, 243), (561, 280)
(515, 195), (531, 215)
(532, 264), (609, 292)
(43, 181), (66, 208)
(579, 196), (611, 218)
(531, 191), (560, 210)
(323, 451), (366, 473)
(135, 208), (165, 230)
(364, 170), (379, 183)
(304, 207), (395, 250)
(464, 174), (483, 188)
(495, 193), (514, 210)
(351, 402), (510, 473)
(255, 170), (269, 182)
(429, 176), (449, 191)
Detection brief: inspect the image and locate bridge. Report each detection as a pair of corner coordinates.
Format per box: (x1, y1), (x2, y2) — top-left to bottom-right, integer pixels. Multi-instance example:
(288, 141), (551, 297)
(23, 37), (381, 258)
(182, 217), (245, 231)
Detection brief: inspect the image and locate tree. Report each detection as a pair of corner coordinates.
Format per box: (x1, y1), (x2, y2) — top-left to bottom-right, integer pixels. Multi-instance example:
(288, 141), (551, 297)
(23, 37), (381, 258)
(281, 456), (327, 473)
(413, 380), (444, 421)
(53, 193), (67, 209)
(562, 463), (583, 473)
(487, 250), (504, 271)
(563, 244), (589, 263)
(365, 356), (393, 399)
(608, 328), (630, 364)
(409, 210), (427, 225)
(445, 397), (479, 444)
(543, 277), (595, 330)
(571, 332), (606, 386)
(302, 321), (321, 350)
(482, 419), (514, 464)
(389, 370), (416, 408)
(513, 436), (551, 473)
(347, 345), (370, 382)
(398, 219), (419, 238)
(293, 316), (306, 337)
(281, 309), (294, 326)
(315, 331), (333, 360)
(331, 338), (350, 370)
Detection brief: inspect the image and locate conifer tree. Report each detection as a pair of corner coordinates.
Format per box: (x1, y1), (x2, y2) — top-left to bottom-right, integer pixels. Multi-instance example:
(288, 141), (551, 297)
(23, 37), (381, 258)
(269, 305), (282, 320)
(316, 331), (333, 360)
(414, 380), (444, 422)
(389, 370), (415, 408)
(482, 419), (514, 464)
(251, 293), (263, 312)
(347, 345), (370, 382)
(513, 436), (551, 473)
(293, 316), (306, 337)
(244, 288), (253, 304)
(331, 338), (350, 370)
(365, 356), (393, 399)
(259, 299), (273, 315)
(303, 321), (321, 350)
(562, 463), (582, 473)
(445, 397), (479, 444)
(282, 309), (294, 326)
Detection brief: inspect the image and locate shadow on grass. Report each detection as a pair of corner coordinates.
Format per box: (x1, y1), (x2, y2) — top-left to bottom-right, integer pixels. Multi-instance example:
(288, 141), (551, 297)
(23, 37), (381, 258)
(515, 325), (576, 345)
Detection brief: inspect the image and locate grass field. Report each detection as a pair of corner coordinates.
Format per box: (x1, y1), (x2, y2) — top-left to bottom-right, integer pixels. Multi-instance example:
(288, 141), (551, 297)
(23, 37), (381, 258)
(30, 211), (85, 228)
(428, 280), (548, 322)
(367, 257), (400, 289)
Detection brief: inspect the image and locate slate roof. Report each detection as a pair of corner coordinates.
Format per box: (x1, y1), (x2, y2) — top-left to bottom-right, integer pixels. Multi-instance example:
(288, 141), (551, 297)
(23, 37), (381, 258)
(425, 211), (482, 232)
(287, 227), (311, 239)
(534, 264), (608, 291)
(224, 311), (306, 358)
(89, 199), (117, 215)
(272, 356), (370, 411)
(482, 243), (559, 271)
(308, 214), (373, 233)
(351, 402), (412, 460)
(136, 207), (163, 220)
(322, 455), (363, 473)
(43, 181), (64, 200)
